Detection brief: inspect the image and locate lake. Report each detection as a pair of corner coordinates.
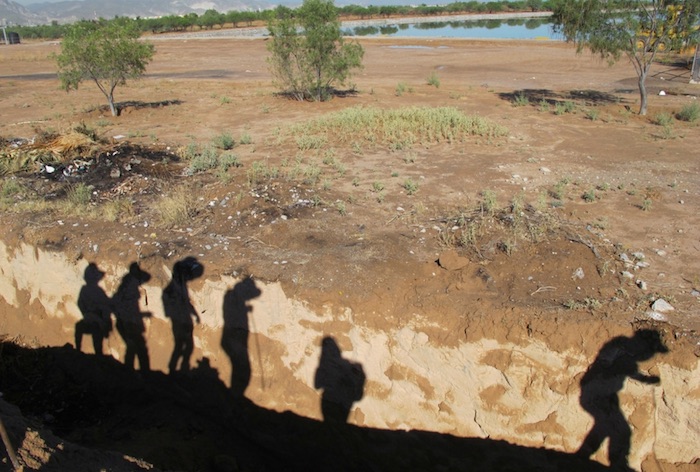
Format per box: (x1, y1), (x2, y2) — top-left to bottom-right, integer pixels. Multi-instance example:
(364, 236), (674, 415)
(342, 17), (560, 40)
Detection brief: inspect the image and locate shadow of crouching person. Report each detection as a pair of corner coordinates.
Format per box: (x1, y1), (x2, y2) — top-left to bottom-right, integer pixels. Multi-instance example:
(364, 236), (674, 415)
(113, 262), (153, 372)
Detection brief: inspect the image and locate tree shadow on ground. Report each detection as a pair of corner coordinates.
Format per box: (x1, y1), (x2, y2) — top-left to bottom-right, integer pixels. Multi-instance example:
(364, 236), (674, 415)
(0, 340), (618, 472)
(83, 99), (183, 117)
(499, 89), (626, 107)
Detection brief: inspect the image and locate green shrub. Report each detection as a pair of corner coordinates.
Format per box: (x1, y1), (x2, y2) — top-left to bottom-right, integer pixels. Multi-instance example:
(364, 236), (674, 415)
(427, 71), (440, 88)
(403, 178), (418, 195)
(188, 146), (219, 173)
(513, 92), (529, 107)
(212, 132), (235, 150)
(239, 132), (253, 145)
(676, 102), (700, 123)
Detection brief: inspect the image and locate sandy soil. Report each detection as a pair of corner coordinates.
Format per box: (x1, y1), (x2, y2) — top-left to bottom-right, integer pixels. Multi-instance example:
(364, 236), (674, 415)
(0, 33), (699, 470)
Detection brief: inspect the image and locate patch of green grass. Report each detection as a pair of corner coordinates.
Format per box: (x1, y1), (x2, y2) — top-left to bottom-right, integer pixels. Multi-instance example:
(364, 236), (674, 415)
(290, 106), (508, 152)
(641, 198), (653, 211)
(586, 108), (600, 121)
(538, 99), (550, 112)
(372, 181), (385, 192)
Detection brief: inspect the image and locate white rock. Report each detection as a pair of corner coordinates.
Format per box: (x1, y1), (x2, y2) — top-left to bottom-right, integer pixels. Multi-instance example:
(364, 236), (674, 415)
(651, 299), (675, 313)
(637, 280), (648, 290)
(659, 90), (666, 96)
(646, 310), (668, 321)
(540, 167), (551, 174)
(572, 267), (585, 279)
(621, 271), (635, 279)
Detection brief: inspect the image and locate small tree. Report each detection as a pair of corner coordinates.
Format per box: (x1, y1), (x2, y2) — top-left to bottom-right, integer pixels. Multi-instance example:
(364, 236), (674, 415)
(56, 18), (155, 117)
(553, 0), (700, 115)
(267, 0), (364, 101)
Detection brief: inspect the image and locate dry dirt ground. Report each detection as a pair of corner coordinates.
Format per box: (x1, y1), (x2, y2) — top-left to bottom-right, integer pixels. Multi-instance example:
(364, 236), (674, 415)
(0, 33), (699, 471)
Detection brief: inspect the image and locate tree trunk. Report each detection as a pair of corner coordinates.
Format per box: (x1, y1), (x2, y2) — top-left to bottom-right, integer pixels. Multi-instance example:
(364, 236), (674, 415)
(638, 72), (648, 116)
(691, 44), (700, 84)
(108, 94), (118, 117)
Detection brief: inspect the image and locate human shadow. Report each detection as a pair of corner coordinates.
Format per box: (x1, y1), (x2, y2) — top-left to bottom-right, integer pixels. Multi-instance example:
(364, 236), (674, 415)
(112, 262), (152, 372)
(314, 336), (366, 424)
(75, 263), (113, 356)
(0, 339), (618, 472)
(576, 328), (668, 470)
(162, 257), (204, 374)
(221, 276), (262, 398)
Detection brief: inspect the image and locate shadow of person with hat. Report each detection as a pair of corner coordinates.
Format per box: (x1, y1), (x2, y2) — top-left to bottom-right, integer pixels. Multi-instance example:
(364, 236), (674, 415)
(162, 256), (204, 374)
(75, 262), (113, 356)
(113, 262), (152, 371)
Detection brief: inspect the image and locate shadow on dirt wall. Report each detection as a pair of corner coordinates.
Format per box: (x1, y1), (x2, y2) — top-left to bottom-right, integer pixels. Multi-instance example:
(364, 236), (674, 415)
(0, 258), (668, 471)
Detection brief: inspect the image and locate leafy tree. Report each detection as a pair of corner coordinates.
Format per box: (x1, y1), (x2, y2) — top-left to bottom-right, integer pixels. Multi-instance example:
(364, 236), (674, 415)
(553, 0), (700, 115)
(267, 0), (364, 101)
(56, 18), (155, 117)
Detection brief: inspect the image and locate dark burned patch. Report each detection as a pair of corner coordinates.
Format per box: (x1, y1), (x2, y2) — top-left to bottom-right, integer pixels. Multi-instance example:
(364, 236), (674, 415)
(13, 143), (185, 201)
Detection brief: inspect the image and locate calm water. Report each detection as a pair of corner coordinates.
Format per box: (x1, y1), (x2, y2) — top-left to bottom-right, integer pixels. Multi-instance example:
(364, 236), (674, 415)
(343, 18), (559, 40)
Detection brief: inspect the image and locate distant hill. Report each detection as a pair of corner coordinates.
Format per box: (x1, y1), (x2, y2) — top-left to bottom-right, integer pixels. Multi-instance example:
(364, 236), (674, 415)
(1, 0), (277, 25)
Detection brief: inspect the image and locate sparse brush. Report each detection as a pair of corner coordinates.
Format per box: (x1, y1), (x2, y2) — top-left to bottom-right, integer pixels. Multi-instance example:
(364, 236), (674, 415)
(480, 189), (497, 216)
(66, 182), (92, 206)
(247, 160), (279, 186)
(427, 71), (440, 88)
(155, 186), (198, 226)
(652, 112), (674, 127)
(586, 108), (600, 121)
(103, 197), (134, 222)
(395, 82), (408, 96)
(372, 181), (385, 192)
(219, 152), (241, 172)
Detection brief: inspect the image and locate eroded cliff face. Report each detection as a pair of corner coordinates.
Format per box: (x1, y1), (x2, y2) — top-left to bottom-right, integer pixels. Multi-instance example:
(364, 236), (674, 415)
(0, 240), (698, 471)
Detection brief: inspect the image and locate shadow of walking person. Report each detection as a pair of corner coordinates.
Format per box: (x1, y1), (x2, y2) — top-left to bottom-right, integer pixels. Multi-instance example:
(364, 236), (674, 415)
(576, 328), (668, 470)
(221, 277), (261, 399)
(75, 263), (113, 356)
(113, 262), (152, 372)
(162, 257), (204, 374)
(314, 336), (366, 424)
